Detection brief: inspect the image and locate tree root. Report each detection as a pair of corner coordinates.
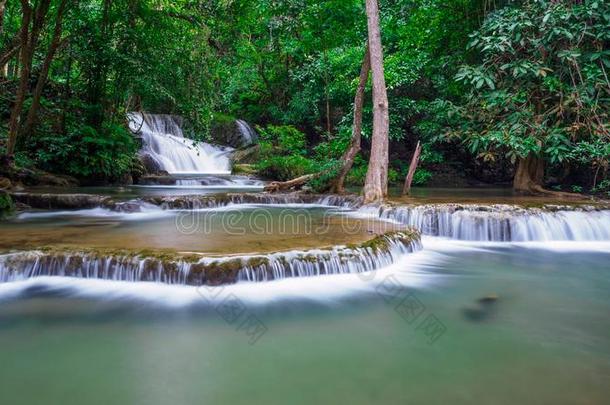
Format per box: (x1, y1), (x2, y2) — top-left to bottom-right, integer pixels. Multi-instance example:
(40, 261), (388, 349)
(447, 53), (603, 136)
(518, 183), (588, 200)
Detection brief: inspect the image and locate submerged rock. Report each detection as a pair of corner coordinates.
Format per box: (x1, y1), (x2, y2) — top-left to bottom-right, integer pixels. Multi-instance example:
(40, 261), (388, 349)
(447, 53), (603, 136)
(462, 294), (500, 322)
(478, 294), (499, 305)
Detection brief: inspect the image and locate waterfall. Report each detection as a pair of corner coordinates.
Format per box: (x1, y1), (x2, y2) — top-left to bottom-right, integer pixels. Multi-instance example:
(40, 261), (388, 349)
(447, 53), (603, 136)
(364, 204), (610, 242)
(235, 119), (258, 146)
(139, 193), (363, 210)
(128, 112), (232, 174)
(10, 189), (610, 242)
(0, 232), (421, 286)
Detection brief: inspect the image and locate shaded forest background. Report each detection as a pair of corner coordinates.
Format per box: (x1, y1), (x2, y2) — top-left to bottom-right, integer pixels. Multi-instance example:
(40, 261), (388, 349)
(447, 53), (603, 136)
(1, 0), (608, 194)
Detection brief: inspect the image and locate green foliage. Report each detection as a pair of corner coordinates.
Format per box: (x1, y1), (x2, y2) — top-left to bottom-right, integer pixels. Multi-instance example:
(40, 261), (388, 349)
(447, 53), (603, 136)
(412, 168), (433, 186)
(256, 155), (315, 181)
(255, 125), (316, 181)
(258, 125), (308, 156)
(438, 0), (609, 175)
(346, 156), (369, 186)
(0, 191), (14, 219)
(32, 118), (136, 181)
(308, 159), (342, 193)
(3, 0), (606, 192)
(592, 180), (610, 196)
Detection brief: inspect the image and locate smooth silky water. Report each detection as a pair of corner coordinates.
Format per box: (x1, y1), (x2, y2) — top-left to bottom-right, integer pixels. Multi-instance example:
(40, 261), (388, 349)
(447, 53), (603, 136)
(0, 205), (400, 254)
(0, 239), (608, 404)
(3, 118), (609, 404)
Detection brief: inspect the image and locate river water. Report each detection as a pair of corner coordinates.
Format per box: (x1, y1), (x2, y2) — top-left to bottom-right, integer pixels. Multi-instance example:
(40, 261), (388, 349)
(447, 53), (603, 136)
(0, 237), (608, 404)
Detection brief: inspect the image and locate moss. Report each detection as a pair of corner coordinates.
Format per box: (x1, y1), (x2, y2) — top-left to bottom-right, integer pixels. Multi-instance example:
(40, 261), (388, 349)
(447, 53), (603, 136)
(204, 259), (243, 285)
(211, 112), (237, 125)
(232, 164), (258, 175)
(6, 229), (421, 286)
(359, 230), (420, 253)
(245, 256), (270, 268)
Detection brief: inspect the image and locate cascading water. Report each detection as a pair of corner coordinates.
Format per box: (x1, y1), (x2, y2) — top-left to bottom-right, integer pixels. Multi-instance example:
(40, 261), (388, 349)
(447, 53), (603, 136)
(128, 112), (232, 174)
(363, 204), (610, 242)
(0, 232), (421, 286)
(235, 119), (258, 146)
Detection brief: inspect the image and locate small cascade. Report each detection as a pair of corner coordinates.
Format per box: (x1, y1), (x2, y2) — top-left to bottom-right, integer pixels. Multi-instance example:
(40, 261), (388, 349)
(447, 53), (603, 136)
(141, 193), (362, 210)
(365, 204), (610, 242)
(0, 232), (421, 286)
(237, 232), (419, 282)
(163, 176), (264, 187)
(128, 112), (232, 174)
(235, 120), (258, 146)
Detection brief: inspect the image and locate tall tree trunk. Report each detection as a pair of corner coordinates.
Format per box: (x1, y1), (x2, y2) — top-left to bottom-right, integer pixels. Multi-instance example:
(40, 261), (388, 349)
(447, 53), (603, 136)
(323, 48), (332, 135)
(362, 0), (390, 204)
(6, 0), (33, 158)
(331, 44), (370, 194)
(6, 0), (51, 157)
(513, 154), (582, 199)
(0, 0), (7, 37)
(402, 141), (421, 196)
(22, 0), (69, 138)
(0, 0), (7, 77)
(513, 155), (544, 194)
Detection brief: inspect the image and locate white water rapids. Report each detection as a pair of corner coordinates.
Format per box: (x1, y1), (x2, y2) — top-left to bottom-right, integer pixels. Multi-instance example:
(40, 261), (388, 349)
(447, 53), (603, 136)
(358, 204), (610, 242)
(128, 112), (232, 174)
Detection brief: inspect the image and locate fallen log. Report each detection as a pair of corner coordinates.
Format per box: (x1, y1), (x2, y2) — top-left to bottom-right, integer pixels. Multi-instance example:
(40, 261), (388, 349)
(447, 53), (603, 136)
(264, 173), (318, 192)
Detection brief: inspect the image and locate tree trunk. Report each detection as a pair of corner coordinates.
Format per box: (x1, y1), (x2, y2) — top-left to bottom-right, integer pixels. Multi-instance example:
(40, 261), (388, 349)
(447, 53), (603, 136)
(513, 155), (583, 199)
(22, 0), (69, 139)
(362, 0), (390, 204)
(331, 44), (370, 194)
(0, 0), (7, 36)
(402, 141), (422, 195)
(6, 0), (51, 157)
(0, 40), (20, 74)
(264, 173), (318, 193)
(6, 0), (33, 157)
(513, 155), (544, 193)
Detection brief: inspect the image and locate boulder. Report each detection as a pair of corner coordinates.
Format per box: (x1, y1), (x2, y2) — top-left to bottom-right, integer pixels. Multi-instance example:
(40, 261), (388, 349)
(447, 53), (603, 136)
(10, 192), (112, 210)
(0, 177), (12, 190)
(11, 167), (78, 187)
(230, 144), (260, 165)
(210, 117), (259, 149)
(139, 152), (165, 174)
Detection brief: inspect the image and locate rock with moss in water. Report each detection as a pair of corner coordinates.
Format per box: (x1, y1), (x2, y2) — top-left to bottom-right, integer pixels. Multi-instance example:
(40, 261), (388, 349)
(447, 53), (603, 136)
(0, 230), (421, 286)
